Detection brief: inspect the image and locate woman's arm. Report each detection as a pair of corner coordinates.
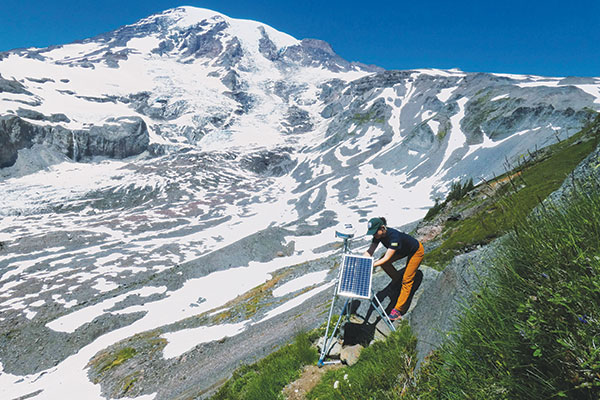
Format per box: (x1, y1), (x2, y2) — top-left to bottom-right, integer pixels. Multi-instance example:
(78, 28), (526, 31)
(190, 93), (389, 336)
(363, 241), (379, 257)
(373, 248), (396, 268)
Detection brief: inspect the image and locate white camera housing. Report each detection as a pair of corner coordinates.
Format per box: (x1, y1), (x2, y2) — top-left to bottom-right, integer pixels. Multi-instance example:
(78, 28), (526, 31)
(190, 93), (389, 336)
(335, 223), (355, 240)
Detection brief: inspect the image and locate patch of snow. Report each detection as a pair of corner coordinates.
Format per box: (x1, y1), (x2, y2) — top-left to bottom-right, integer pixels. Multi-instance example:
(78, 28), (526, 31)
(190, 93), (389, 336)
(516, 80), (560, 88)
(92, 278), (119, 293)
(161, 322), (247, 359)
(126, 36), (161, 54)
(437, 86), (457, 102)
(47, 286), (167, 333)
(413, 69), (465, 78)
(255, 281), (335, 324)
(435, 97), (469, 174)
(427, 119), (440, 134)
(490, 72), (531, 80)
(421, 109), (435, 121)
(272, 270), (329, 297)
(491, 94), (509, 101)
(571, 84), (600, 104)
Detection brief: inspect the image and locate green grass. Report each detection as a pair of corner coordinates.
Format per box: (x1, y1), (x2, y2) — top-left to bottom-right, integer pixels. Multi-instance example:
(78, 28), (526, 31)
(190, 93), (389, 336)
(306, 322), (417, 400)
(98, 347), (137, 373)
(352, 111), (385, 125)
(425, 115), (600, 269)
(210, 332), (318, 400)
(409, 178), (600, 399)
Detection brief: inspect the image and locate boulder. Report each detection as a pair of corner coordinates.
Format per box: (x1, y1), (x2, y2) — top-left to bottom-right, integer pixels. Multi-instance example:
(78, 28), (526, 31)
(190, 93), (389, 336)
(405, 241), (500, 369)
(316, 337), (342, 359)
(340, 344), (363, 366)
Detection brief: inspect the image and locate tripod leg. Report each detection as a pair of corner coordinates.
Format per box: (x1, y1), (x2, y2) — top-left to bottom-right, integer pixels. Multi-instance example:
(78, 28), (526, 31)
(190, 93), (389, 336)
(318, 298), (350, 366)
(372, 293), (396, 332)
(319, 295), (337, 365)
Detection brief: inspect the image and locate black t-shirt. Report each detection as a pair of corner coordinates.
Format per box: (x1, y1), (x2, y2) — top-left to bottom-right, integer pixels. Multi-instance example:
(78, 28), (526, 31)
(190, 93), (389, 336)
(371, 227), (419, 258)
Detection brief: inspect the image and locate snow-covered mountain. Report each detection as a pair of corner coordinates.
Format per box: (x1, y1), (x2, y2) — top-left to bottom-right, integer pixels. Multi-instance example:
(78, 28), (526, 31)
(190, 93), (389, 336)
(0, 6), (378, 162)
(1, 6), (599, 399)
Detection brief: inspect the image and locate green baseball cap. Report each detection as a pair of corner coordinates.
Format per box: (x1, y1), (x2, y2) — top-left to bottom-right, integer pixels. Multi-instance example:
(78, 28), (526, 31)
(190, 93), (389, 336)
(366, 217), (384, 235)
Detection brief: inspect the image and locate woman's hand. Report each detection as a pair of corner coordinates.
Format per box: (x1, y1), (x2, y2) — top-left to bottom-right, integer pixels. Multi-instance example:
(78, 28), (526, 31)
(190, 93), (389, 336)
(373, 248), (396, 268)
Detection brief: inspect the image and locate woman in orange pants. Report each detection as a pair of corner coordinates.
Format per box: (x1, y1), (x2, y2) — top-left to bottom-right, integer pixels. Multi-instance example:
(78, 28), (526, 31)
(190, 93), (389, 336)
(363, 217), (425, 321)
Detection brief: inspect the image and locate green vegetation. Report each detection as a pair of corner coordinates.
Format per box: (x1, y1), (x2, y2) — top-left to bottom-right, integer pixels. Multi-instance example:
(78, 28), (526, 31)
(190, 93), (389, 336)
(307, 322), (416, 400)
(424, 178), (475, 221)
(446, 177), (475, 202)
(210, 332), (318, 400)
(212, 268), (293, 323)
(212, 173), (600, 400)
(410, 178), (600, 399)
(351, 110), (385, 125)
(87, 329), (167, 397)
(98, 347), (137, 373)
(425, 115), (600, 269)
(120, 372), (140, 395)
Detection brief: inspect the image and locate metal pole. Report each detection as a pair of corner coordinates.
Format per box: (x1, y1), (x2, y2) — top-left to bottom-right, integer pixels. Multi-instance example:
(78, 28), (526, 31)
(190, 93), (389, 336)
(318, 294), (338, 364)
(318, 298), (349, 365)
(371, 292), (396, 332)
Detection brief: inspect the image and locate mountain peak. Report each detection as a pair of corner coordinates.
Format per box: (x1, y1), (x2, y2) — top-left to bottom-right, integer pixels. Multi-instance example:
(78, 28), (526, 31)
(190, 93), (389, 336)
(140, 6), (229, 29)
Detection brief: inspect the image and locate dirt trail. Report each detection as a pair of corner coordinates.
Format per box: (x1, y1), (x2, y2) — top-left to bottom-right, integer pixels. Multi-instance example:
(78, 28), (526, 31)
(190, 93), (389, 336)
(282, 363), (342, 400)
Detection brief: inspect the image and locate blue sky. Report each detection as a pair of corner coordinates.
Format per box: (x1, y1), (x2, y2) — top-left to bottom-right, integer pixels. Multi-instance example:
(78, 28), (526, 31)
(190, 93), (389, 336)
(1, 0), (598, 77)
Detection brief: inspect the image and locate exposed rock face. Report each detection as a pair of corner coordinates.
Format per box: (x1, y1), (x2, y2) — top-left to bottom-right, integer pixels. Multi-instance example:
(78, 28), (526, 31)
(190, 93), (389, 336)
(0, 116), (40, 168)
(279, 39), (383, 73)
(405, 244), (498, 367)
(0, 116), (149, 167)
(127, 92), (189, 121)
(258, 26), (279, 61)
(15, 108), (70, 123)
(239, 148), (296, 176)
(0, 73), (32, 95)
(544, 116), (600, 205)
(282, 105), (313, 134)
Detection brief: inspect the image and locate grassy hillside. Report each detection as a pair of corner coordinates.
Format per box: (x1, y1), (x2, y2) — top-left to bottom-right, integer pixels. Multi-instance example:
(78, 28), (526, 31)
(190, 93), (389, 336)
(422, 114), (600, 270)
(211, 332), (318, 400)
(409, 174), (600, 399)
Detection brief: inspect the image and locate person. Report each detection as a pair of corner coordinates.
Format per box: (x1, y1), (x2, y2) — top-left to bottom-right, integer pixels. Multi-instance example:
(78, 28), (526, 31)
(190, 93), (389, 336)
(363, 217), (425, 321)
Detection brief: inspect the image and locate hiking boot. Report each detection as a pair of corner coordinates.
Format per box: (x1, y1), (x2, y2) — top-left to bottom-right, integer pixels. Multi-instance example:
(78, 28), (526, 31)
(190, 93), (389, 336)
(388, 308), (402, 321)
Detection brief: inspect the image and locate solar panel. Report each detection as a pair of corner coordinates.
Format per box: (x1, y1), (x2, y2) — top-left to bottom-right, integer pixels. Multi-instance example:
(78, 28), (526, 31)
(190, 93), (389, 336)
(337, 254), (373, 299)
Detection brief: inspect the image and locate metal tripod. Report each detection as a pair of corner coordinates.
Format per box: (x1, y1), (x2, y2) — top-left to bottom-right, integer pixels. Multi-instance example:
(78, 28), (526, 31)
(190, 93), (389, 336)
(317, 231), (396, 366)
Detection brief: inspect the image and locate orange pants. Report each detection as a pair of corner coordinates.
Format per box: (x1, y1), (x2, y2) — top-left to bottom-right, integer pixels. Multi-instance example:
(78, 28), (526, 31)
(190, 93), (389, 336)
(379, 242), (425, 313)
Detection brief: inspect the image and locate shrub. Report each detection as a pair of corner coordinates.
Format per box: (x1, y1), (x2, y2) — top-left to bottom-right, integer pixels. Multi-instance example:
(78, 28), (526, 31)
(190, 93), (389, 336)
(446, 178), (475, 202)
(424, 179), (474, 221)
